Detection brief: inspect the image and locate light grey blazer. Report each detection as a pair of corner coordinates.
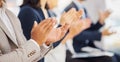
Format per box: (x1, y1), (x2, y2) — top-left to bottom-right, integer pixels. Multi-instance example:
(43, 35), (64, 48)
(0, 9), (52, 62)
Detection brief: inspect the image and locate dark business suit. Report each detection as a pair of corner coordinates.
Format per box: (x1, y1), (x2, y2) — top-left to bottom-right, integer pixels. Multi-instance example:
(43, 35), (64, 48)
(64, 2), (112, 62)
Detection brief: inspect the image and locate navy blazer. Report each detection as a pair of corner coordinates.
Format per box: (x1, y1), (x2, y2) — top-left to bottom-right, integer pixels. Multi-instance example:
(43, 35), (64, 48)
(64, 2), (103, 53)
(18, 5), (44, 40)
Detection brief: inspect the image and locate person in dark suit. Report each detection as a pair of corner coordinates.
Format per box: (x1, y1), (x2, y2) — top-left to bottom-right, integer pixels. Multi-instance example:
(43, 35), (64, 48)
(64, 0), (113, 62)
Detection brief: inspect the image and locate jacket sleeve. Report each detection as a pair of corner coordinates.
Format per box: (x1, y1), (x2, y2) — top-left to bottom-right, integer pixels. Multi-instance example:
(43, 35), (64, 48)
(0, 39), (52, 62)
(87, 21), (103, 31)
(74, 30), (102, 41)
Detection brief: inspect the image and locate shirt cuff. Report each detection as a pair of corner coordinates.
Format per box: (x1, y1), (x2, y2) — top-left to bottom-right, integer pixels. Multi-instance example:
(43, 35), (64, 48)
(30, 39), (50, 49)
(30, 39), (40, 48)
(43, 43), (51, 48)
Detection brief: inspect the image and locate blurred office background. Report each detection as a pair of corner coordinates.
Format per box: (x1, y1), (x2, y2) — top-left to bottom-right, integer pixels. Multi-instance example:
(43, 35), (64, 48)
(6, 0), (120, 56)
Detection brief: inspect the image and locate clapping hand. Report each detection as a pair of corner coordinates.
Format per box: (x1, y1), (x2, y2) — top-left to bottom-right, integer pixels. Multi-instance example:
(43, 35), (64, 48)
(99, 10), (111, 24)
(47, 23), (70, 43)
(60, 8), (83, 25)
(31, 18), (56, 46)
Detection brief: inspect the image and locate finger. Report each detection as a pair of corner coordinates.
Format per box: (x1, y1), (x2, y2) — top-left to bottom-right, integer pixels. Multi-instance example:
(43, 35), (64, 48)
(65, 9), (76, 23)
(67, 8), (76, 14)
(31, 21), (38, 33)
(61, 23), (70, 33)
(60, 12), (67, 25)
(76, 9), (83, 18)
(38, 18), (52, 28)
(64, 8), (76, 20)
(66, 8), (76, 17)
(43, 19), (53, 31)
(73, 9), (83, 22)
(45, 18), (56, 33)
(69, 9), (80, 22)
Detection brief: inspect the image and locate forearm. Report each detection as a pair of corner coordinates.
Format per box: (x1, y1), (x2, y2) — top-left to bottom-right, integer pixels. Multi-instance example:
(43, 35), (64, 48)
(74, 31), (102, 41)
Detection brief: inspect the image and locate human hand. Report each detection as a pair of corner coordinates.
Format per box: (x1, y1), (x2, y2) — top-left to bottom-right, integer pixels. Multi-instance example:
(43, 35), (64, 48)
(80, 18), (91, 30)
(102, 28), (115, 36)
(99, 10), (111, 25)
(47, 23), (70, 43)
(31, 18), (56, 46)
(66, 18), (91, 39)
(60, 8), (83, 25)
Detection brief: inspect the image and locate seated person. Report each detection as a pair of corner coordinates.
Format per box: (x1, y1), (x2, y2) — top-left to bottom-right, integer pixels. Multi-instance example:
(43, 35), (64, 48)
(64, 0), (113, 62)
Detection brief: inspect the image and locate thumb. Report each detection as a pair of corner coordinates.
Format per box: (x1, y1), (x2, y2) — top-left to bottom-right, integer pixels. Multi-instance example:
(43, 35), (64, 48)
(61, 23), (70, 33)
(31, 21), (38, 32)
(77, 9), (83, 18)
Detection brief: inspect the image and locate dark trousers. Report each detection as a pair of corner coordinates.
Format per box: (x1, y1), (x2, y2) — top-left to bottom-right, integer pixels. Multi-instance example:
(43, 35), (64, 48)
(66, 50), (113, 62)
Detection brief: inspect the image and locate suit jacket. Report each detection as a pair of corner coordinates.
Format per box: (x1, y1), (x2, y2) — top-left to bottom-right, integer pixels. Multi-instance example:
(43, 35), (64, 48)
(0, 8), (52, 62)
(64, 2), (103, 53)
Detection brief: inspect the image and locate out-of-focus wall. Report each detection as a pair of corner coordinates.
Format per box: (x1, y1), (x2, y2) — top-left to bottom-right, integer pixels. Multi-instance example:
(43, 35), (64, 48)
(82, 0), (106, 23)
(53, 0), (72, 15)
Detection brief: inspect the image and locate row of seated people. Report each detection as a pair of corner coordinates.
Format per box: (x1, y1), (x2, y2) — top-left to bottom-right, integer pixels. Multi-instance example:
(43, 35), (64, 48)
(18, 0), (117, 62)
(0, 0), (119, 62)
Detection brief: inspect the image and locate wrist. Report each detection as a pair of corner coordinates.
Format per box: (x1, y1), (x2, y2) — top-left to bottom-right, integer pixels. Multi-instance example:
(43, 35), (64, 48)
(31, 37), (43, 46)
(99, 19), (105, 25)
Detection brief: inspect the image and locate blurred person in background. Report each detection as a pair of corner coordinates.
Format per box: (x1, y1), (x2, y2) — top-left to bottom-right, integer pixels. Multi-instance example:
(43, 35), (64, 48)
(64, 0), (114, 62)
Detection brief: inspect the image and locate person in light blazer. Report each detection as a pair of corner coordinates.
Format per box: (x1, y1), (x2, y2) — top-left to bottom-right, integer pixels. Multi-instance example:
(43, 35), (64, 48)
(0, 0), (71, 62)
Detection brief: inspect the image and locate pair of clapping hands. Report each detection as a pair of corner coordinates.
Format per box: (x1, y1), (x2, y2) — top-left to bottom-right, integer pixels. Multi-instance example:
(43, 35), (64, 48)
(31, 8), (90, 46)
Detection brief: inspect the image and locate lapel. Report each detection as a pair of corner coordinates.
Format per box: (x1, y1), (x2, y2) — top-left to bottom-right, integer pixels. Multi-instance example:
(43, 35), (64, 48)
(5, 9), (25, 46)
(0, 9), (19, 47)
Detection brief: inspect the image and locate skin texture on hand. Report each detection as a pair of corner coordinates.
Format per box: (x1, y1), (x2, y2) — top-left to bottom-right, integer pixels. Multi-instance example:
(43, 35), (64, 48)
(61, 19), (91, 44)
(31, 18), (56, 46)
(80, 18), (91, 30)
(60, 8), (83, 25)
(47, 23), (70, 43)
(60, 8), (76, 25)
(102, 29), (115, 36)
(99, 10), (111, 25)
